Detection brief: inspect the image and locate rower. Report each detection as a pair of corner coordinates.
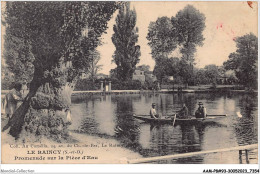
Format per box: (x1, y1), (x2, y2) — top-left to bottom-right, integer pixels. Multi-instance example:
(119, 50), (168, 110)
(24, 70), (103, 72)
(178, 103), (189, 119)
(195, 102), (207, 118)
(150, 103), (161, 119)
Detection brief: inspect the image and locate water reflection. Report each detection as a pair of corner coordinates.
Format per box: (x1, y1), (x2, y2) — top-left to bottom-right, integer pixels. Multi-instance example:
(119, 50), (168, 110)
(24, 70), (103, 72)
(179, 125), (201, 153)
(235, 94), (258, 146)
(70, 93), (258, 164)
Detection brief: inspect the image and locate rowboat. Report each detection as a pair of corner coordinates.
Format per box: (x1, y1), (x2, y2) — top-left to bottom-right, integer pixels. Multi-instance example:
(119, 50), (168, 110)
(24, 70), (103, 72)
(133, 114), (226, 125)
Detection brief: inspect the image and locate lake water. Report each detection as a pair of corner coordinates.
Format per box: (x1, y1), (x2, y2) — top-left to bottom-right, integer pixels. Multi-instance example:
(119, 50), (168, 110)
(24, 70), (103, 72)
(70, 92), (258, 164)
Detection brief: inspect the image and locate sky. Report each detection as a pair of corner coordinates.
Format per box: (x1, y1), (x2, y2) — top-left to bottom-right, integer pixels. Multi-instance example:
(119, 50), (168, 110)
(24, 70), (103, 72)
(97, 1), (258, 75)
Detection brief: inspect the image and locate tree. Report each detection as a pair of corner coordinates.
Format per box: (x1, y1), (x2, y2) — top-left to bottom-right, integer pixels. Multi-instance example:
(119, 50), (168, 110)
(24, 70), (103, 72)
(136, 64), (150, 73)
(178, 59), (195, 86)
(224, 70), (238, 85)
(194, 68), (207, 85)
(112, 2), (141, 81)
(1, 65), (15, 90)
(85, 50), (103, 82)
(109, 68), (118, 79)
(147, 17), (177, 59)
(3, 2), (119, 140)
(204, 64), (220, 84)
(172, 5), (205, 86)
(153, 56), (170, 83)
(147, 5), (205, 86)
(172, 5), (205, 63)
(3, 33), (35, 85)
(153, 57), (180, 83)
(223, 33), (258, 89)
(194, 65), (223, 85)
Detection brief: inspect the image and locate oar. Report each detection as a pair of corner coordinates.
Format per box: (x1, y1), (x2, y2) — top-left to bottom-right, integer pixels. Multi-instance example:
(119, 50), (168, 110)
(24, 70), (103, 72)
(206, 114), (227, 117)
(172, 114), (176, 126)
(185, 114), (226, 117)
(168, 114), (226, 118)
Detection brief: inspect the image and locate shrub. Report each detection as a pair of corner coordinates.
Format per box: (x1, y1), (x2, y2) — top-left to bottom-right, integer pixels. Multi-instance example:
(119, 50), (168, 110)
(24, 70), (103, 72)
(74, 79), (100, 91)
(75, 78), (143, 90)
(111, 79), (142, 90)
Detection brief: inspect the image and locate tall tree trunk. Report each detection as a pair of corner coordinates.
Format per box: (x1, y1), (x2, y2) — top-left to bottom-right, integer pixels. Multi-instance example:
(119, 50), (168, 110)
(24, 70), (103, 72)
(2, 74), (40, 137)
(3, 61), (76, 142)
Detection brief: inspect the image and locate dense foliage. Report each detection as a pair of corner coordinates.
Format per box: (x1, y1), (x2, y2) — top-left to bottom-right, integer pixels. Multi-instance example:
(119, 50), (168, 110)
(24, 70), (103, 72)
(173, 5), (205, 63)
(136, 64), (151, 73)
(84, 50), (103, 82)
(194, 65), (223, 85)
(111, 79), (142, 90)
(223, 33), (258, 89)
(112, 2), (141, 81)
(1, 66), (15, 90)
(75, 78), (145, 91)
(4, 2), (119, 87)
(74, 79), (101, 91)
(147, 5), (205, 85)
(147, 17), (177, 59)
(3, 1), (119, 139)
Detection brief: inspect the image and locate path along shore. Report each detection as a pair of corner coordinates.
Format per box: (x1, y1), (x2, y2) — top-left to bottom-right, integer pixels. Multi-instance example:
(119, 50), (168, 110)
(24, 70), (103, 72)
(1, 118), (141, 164)
(2, 85), (257, 96)
(70, 85), (257, 96)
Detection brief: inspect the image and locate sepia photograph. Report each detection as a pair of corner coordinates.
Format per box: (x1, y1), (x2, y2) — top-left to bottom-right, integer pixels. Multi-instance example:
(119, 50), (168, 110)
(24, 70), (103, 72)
(0, 0), (258, 172)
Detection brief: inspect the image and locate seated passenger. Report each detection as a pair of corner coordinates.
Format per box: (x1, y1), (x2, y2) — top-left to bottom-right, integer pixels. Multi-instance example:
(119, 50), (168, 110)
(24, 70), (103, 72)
(178, 103), (189, 119)
(150, 103), (161, 119)
(195, 102), (207, 118)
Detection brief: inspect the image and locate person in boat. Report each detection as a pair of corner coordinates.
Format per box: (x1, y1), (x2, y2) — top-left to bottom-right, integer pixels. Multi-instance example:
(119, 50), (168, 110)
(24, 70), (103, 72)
(195, 102), (207, 118)
(178, 103), (189, 119)
(150, 103), (161, 119)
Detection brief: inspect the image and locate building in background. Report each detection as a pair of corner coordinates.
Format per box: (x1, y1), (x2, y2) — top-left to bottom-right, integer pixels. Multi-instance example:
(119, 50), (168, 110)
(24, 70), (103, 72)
(132, 70), (145, 83)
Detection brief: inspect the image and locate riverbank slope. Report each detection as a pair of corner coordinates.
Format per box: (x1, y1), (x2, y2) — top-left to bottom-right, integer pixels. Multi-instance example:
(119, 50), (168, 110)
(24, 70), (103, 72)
(1, 118), (141, 164)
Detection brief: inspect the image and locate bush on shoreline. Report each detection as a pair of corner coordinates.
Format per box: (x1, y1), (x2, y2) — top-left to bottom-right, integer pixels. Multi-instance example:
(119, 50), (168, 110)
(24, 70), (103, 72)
(75, 78), (143, 91)
(111, 79), (142, 90)
(74, 79), (100, 91)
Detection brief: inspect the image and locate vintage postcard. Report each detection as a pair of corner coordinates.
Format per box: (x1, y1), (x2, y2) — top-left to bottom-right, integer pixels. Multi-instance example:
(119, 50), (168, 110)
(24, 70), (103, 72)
(1, 0), (258, 170)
